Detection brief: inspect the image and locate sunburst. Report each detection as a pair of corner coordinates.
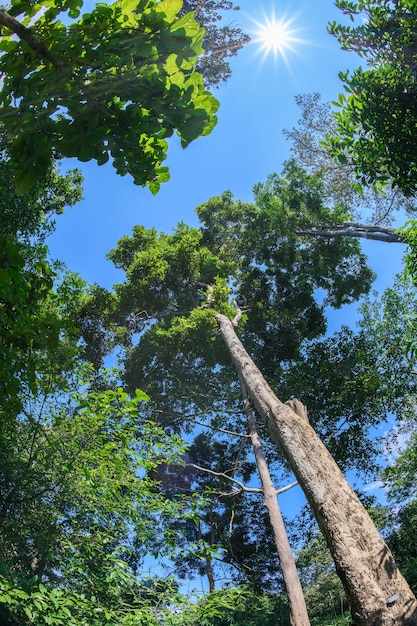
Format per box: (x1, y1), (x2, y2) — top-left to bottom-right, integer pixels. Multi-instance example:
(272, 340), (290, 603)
(249, 11), (305, 66)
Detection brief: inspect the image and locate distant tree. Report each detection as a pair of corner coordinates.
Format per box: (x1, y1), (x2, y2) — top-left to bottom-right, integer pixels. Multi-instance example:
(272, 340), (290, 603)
(327, 0), (417, 196)
(283, 93), (416, 224)
(181, 1), (250, 87)
(0, 0), (218, 192)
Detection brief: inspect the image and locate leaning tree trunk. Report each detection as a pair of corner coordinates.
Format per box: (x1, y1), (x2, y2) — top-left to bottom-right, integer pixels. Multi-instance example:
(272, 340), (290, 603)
(216, 313), (417, 626)
(239, 374), (311, 626)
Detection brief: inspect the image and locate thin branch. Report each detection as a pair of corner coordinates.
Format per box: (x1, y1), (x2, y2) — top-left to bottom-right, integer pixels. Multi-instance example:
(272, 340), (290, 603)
(187, 463), (298, 497)
(150, 409), (250, 438)
(187, 463), (263, 493)
(276, 480), (298, 496)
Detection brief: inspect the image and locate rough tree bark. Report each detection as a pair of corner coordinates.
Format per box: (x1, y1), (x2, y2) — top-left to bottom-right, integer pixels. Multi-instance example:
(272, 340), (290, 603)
(216, 312), (417, 626)
(239, 374), (311, 626)
(296, 222), (403, 243)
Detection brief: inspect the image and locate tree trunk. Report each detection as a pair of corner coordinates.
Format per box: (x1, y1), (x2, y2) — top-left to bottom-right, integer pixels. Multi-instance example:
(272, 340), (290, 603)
(296, 221), (403, 243)
(216, 313), (417, 626)
(239, 375), (311, 626)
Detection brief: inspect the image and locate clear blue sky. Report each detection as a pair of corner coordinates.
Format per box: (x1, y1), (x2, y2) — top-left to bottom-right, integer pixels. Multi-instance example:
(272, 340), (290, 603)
(48, 0), (404, 540)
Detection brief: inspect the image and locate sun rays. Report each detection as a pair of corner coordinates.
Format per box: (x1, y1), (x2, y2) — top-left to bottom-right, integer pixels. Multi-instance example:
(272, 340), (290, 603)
(249, 10), (306, 68)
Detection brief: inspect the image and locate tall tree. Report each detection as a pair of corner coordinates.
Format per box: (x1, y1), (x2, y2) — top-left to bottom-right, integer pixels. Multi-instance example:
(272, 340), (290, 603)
(76, 169), (417, 623)
(0, 0), (219, 192)
(283, 93), (416, 223)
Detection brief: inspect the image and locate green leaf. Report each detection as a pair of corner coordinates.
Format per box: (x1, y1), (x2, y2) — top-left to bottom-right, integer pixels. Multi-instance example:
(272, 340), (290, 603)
(158, 0), (182, 20)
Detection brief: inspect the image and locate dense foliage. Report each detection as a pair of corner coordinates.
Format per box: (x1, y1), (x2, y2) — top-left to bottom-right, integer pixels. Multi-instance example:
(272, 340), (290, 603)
(327, 0), (417, 195)
(0, 0), (219, 193)
(3, 1), (417, 623)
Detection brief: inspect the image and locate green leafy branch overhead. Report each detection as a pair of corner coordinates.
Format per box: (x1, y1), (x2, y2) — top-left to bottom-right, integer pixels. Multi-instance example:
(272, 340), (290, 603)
(0, 0), (219, 193)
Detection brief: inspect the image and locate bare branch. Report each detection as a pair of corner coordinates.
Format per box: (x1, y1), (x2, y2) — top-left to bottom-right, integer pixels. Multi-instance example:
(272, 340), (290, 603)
(276, 481), (298, 496)
(187, 463), (263, 493)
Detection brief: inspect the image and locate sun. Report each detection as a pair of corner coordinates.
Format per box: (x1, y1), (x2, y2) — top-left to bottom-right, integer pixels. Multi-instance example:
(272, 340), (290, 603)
(257, 18), (293, 54)
(249, 11), (305, 65)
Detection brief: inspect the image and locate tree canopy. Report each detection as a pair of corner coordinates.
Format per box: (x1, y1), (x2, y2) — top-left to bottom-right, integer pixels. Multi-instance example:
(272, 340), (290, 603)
(0, 0), (219, 193)
(327, 0), (417, 195)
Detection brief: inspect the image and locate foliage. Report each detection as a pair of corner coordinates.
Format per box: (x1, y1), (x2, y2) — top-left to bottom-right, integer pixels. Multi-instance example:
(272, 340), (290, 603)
(385, 500), (417, 596)
(283, 93), (416, 223)
(398, 220), (417, 287)
(381, 428), (417, 595)
(310, 613), (352, 626)
(0, 566), (187, 625)
(0, 0), (218, 193)
(181, 1), (250, 87)
(82, 165), (375, 400)
(356, 275), (417, 416)
(327, 0), (417, 195)
(0, 363), (193, 625)
(296, 531), (347, 621)
(0, 236), (84, 418)
(0, 152), (83, 241)
(181, 586), (290, 626)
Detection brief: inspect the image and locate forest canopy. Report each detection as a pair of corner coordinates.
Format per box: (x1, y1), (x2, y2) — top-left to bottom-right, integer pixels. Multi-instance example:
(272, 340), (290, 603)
(2, 1), (417, 625)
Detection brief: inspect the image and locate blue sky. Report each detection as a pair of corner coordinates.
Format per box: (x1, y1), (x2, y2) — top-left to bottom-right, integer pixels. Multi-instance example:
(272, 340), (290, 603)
(48, 0), (405, 545)
(48, 0), (405, 292)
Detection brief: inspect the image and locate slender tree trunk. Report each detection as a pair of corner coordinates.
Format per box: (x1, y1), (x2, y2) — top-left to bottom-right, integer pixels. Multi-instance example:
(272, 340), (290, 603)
(296, 222), (403, 243)
(239, 375), (311, 626)
(216, 313), (417, 626)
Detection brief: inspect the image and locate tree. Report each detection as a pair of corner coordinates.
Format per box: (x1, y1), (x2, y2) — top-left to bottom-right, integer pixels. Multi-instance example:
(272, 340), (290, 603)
(153, 398), (310, 624)
(327, 0), (417, 196)
(181, 1), (250, 87)
(0, 366), (193, 626)
(0, 0), (219, 193)
(283, 93), (416, 224)
(75, 167), (417, 623)
(215, 310), (416, 625)
(251, 160), (408, 250)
